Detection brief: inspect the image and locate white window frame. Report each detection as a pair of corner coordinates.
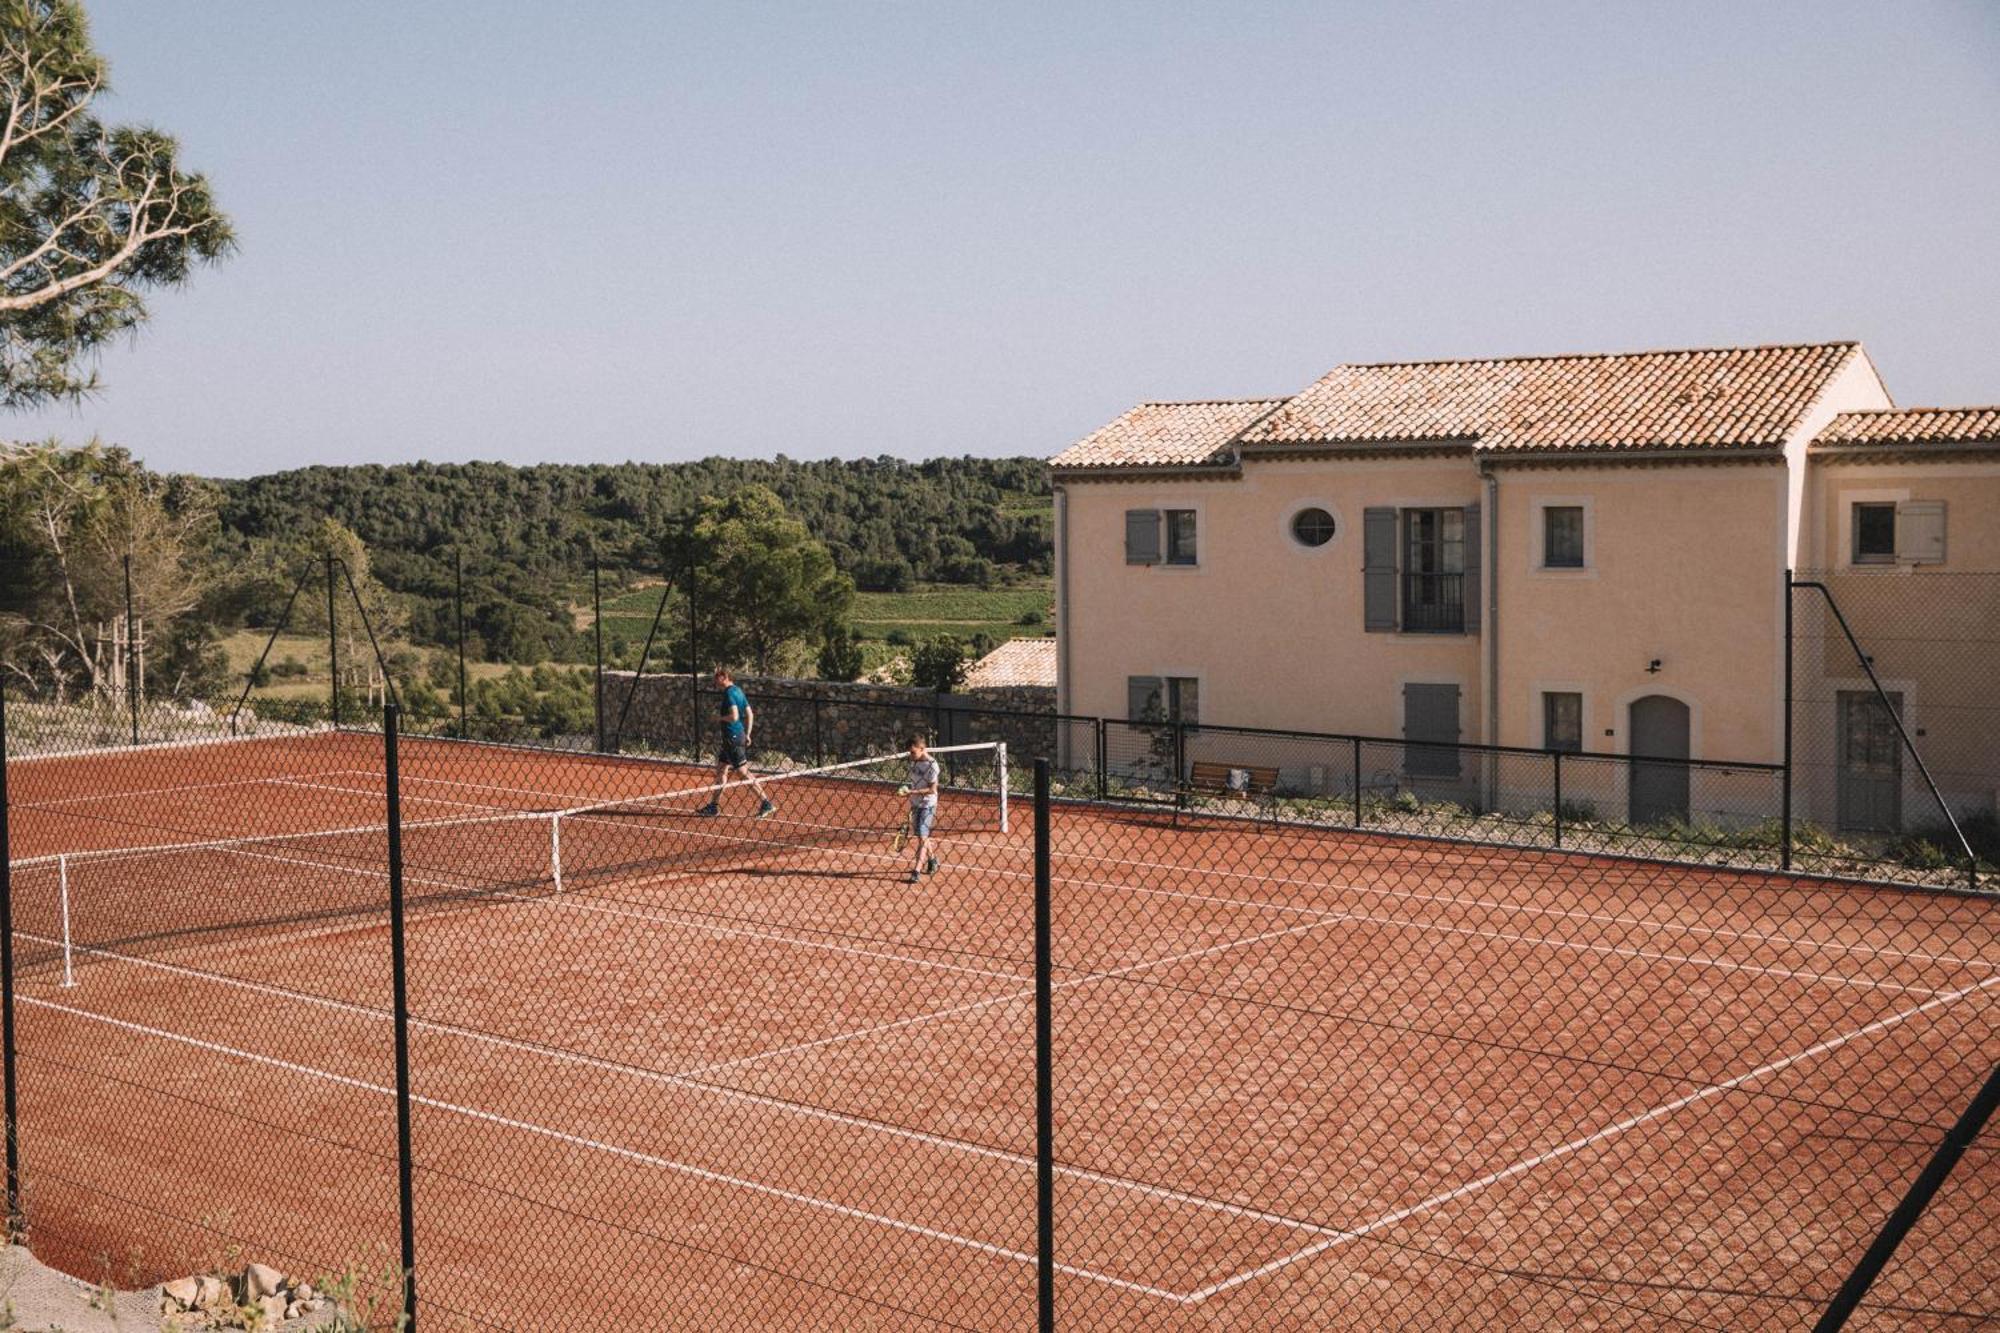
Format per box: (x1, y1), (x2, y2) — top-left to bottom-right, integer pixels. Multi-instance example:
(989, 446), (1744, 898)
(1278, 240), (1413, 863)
(1836, 486), (1910, 572)
(1528, 495), (1596, 578)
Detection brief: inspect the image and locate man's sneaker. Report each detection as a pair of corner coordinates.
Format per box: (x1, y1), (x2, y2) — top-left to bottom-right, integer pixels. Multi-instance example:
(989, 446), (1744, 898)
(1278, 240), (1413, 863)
(907, 869), (921, 883)
(924, 856), (939, 875)
(756, 800), (776, 820)
(696, 803), (720, 818)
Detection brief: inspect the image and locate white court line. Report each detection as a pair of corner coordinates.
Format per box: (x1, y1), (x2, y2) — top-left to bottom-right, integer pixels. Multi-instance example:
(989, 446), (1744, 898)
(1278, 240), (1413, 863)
(16, 768), (361, 809)
(116, 838), (1028, 985)
(3, 727), (337, 764)
(18, 930), (1337, 1244)
(17, 994), (1190, 1303)
(543, 781), (1995, 978)
(1179, 971), (2000, 1303)
(666, 793), (1994, 976)
(271, 777), (525, 815)
(1036, 842), (2000, 973)
(671, 915), (1355, 1082)
(540, 819), (1947, 998)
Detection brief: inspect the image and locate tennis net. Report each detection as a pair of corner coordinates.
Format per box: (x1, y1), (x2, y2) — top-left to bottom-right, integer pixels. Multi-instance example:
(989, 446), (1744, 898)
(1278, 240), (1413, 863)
(8, 741), (1009, 981)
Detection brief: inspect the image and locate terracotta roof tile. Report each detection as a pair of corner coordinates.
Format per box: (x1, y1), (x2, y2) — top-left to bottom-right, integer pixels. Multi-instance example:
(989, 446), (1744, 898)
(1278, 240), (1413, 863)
(1814, 407), (2000, 448)
(1242, 342), (1861, 453)
(962, 637), (1057, 690)
(1049, 399), (1284, 471)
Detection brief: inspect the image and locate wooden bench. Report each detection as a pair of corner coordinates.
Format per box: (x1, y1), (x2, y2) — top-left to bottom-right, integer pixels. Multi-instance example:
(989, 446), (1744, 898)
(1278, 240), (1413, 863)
(1186, 761), (1281, 798)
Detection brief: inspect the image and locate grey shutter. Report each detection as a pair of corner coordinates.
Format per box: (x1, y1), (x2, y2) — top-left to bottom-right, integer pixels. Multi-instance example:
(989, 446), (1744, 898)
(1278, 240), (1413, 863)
(1403, 682), (1462, 777)
(1127, 675), (1164, 722)
(1125, 509), (1162, 565)
(1462, 504), (1481, 635)
(1895, 501), (1946, 564)
(1363, 508), (1397, 631)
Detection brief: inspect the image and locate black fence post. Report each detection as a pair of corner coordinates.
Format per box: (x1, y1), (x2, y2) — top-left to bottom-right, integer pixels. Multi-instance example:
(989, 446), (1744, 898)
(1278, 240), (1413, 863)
(1033, 758), (1054, 1333)
(591, 554), (605, 754)
(686, 547), (700, 760)
(454, 549), (468, 740)
(1351, 736), (1364, 828)
(812, 695), (825, 768)
(1814, 1060), (2000, 1333)
(0, 690), (20, 1240)
(1094, 718), (1107, 801)
(122, 554), (140, 745)
(1782, 570), (1793, 872)
(381, 705), (420, 1329)
(325, 556), (341, 728)
(1552, 750), (1563, 849)
(1172, 721), (1187, 813)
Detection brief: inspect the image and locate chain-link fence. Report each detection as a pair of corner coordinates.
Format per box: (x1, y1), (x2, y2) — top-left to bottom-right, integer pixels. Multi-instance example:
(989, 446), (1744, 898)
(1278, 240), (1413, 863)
(1789, 572), (1998, 890)
(3, 692), (1995, 1329)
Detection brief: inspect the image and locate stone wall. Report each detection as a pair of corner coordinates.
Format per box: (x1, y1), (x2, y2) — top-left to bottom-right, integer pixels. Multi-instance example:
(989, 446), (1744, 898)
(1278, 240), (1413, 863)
(603, 671), (1058, 766)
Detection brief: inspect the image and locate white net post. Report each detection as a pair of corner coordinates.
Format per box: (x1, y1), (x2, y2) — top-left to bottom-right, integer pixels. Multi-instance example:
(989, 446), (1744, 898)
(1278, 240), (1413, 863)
(550, 812), (564, 894)
(997, 742), (1009, 834)
(58, 853), (74, 988)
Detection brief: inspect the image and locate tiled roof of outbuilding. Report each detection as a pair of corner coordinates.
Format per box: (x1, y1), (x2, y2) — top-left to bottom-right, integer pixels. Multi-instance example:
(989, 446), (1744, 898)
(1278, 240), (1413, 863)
(1814, 407), (2000, 449)
(1049, 399), (1284, 471)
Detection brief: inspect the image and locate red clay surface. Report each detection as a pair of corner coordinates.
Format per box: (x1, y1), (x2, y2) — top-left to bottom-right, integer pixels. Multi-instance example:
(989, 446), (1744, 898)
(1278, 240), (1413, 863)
(5, 730), (1997, 1330)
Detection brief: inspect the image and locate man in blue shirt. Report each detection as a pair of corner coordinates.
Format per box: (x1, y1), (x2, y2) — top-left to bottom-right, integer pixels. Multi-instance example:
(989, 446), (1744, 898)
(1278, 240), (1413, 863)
(698, 668), (775, 819)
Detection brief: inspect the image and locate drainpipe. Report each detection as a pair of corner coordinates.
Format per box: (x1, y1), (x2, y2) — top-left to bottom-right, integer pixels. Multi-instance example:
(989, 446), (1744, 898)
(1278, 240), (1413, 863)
(1054, 482), (1071, 722)
(1481, 466), (1501, 815)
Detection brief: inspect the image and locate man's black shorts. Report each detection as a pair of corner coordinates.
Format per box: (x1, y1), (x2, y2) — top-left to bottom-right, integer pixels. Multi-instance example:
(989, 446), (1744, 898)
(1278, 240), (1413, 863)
(718, 737), (750, 769)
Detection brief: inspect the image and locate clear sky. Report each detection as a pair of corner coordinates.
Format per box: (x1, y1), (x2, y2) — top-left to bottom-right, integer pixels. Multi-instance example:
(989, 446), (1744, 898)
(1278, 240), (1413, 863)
(11, 0), (1999, 477)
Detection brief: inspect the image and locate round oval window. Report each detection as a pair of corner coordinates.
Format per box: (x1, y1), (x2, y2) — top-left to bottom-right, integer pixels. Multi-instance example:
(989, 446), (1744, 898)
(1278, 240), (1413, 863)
(1291, 507), (1337, 547)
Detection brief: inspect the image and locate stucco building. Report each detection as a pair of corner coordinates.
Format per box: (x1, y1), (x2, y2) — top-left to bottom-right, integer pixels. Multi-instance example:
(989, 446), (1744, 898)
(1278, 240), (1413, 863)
(1050, 341), (1999, 833)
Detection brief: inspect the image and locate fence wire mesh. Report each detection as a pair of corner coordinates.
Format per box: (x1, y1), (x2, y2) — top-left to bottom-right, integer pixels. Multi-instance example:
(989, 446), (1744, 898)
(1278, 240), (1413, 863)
(2, 692), (1995, 1328)
(1790, 572), (1999, 888)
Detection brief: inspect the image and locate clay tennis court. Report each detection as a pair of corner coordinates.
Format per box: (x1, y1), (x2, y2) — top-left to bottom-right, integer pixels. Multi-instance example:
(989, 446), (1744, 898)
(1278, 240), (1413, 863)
(5, 730), (1996, 1329)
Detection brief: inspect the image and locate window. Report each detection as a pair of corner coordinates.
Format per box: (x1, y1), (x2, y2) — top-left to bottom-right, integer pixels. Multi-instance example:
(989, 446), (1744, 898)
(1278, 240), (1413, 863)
(1165, 510), (1198, 565)
(1853, 503), (1896, 563)
(1543, 692), (1583, 752)
(1401, 509), (1466, 632)
(1126, 675), (1198, 726)
(1543, 506), (1584, 568)
(1291, 507), (1336, 547)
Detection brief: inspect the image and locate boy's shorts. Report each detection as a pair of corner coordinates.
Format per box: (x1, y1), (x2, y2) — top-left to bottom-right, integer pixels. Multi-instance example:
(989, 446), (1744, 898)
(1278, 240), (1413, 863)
(718, 738), (749, 769)
(910, 803), (937, 837)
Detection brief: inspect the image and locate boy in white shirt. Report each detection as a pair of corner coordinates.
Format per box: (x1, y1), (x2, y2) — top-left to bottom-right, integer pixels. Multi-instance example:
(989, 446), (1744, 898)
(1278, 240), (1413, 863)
(899, 734), (940, 884)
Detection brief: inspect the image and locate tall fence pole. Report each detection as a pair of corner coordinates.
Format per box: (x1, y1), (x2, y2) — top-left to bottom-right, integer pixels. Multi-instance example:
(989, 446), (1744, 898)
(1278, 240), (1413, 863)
(1351, 736), (1364, 828)
(325, 556), (341, 728)
(382, 705), (420, 1328)
(454, 549), (468, 739)
(1033, 758), (1054, 1333)
(686, 548), (700, 760)
(1782, 569), (1794, 872)
(1814, 1060), (2000, 1332)
(592, 554), (606, 753)
(1552, 749), (1564, 849)
(1092, 719), (1106, 801)
(122, 554), (140, 745)
(0, 690), (21, 1239)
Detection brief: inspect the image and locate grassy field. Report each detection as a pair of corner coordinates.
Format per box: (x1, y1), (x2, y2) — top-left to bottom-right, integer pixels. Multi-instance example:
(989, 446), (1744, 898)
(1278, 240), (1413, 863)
(219, 629), (516, 701)
(590, 581), (1053, 673)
